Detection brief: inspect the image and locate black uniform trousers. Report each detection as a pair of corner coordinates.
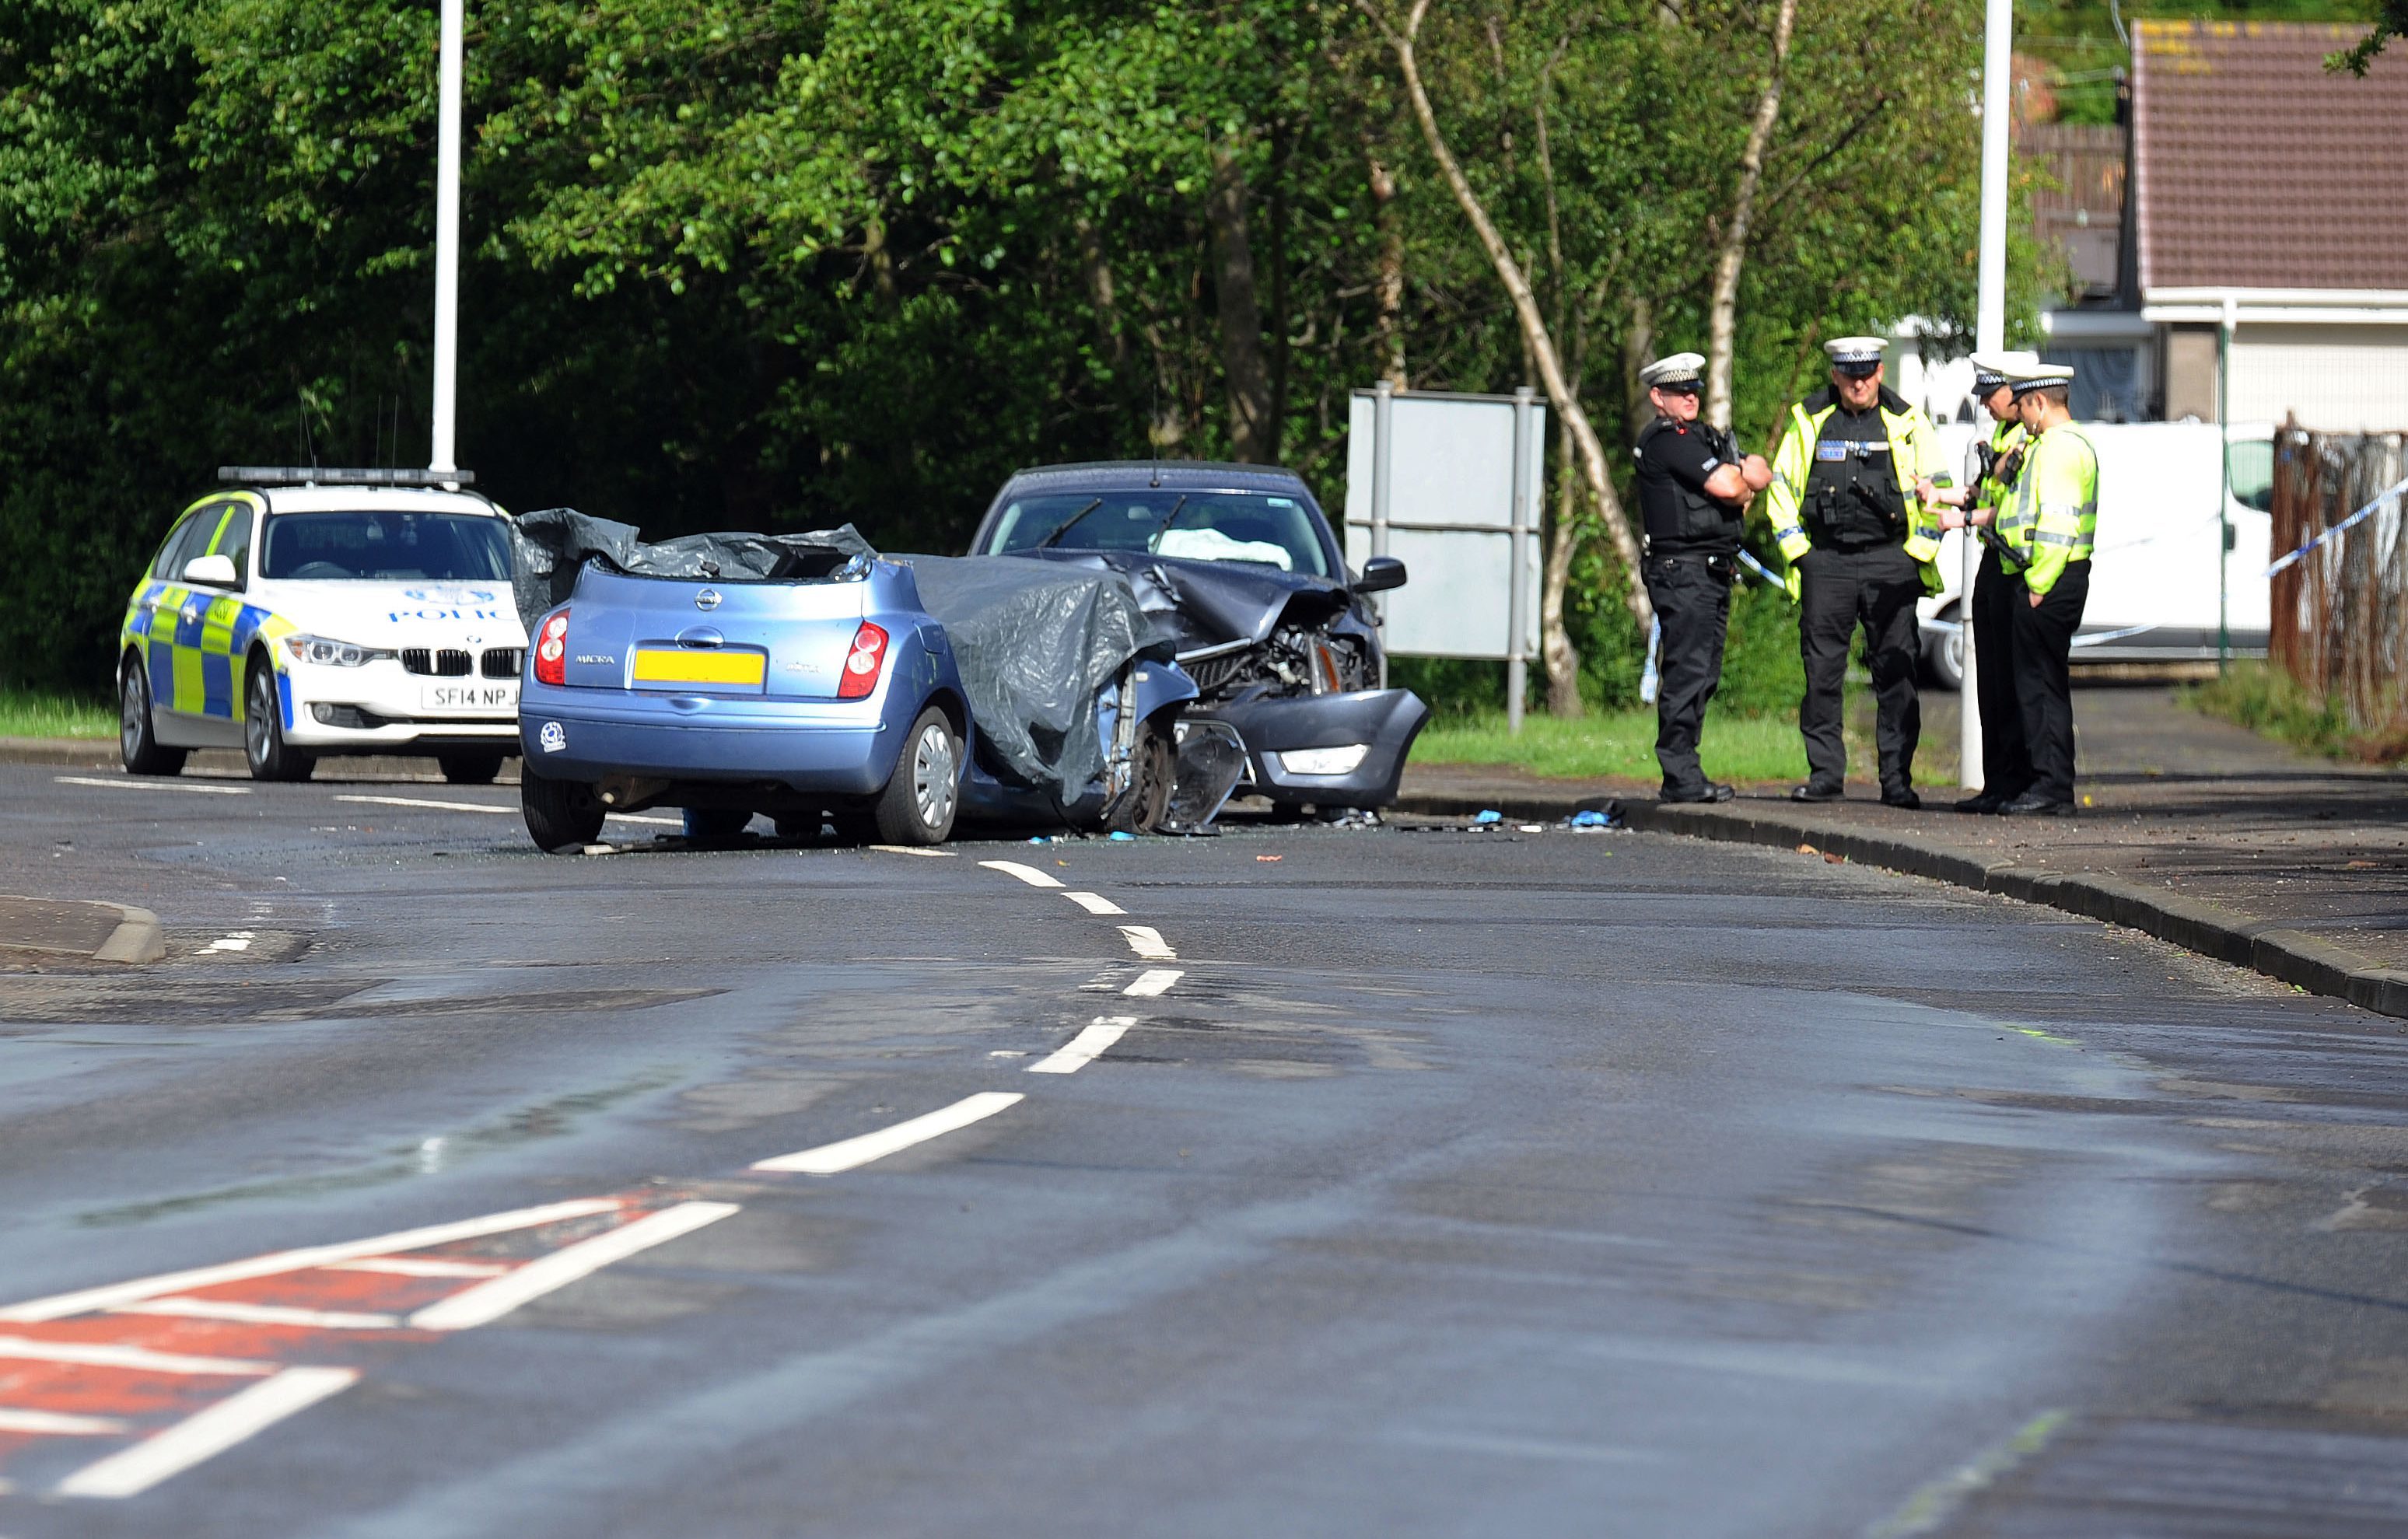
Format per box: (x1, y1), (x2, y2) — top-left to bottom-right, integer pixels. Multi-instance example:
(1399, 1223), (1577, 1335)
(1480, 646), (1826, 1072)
(1969, 542), (2033, 799)
(2009, 559), (2091, 804)
(1797, 542), (1921, 795)
(1642, 551), (1731, 796)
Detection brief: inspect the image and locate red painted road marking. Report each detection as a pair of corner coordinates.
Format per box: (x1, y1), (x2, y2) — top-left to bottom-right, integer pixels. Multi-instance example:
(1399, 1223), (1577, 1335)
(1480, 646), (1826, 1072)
(0, 1192), (736, 1499)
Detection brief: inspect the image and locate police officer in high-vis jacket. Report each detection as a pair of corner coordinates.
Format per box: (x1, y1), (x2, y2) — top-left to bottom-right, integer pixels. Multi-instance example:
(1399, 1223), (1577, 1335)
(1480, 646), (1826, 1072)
(1633, 352), (1773, 803)
(1763, 336), (1945, 807)
(1996, 359), (2096, 815)
(1920, 350), (2037, 812)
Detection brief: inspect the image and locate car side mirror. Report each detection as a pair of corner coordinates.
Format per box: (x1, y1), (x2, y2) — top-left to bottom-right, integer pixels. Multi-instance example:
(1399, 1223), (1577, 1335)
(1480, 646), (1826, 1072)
(1354, 555), (1408, 594)
(181, 553), (239, 588)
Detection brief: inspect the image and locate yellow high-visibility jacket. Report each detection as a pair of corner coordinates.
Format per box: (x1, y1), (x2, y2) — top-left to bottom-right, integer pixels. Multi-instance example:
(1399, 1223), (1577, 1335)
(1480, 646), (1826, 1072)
(1764, 385), (1946, 597)
(2004, 421), (2099, 598)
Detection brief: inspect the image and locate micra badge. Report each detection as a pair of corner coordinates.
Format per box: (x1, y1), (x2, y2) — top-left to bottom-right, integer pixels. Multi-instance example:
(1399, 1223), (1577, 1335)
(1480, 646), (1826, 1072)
(695, 589), (723, 612)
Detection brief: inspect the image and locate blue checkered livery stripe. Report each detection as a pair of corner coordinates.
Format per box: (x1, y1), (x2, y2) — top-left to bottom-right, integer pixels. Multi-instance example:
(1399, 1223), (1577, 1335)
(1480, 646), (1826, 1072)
(121, 583), (297, 727)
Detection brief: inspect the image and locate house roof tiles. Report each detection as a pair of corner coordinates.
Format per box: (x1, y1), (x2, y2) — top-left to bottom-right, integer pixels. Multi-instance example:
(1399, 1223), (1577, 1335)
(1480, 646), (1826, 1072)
(2133, 19), (2408, 293)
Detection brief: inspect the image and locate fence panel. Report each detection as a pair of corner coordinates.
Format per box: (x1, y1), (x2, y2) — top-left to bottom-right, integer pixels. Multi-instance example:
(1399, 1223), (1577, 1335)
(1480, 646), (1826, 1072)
(2270, 426), (2408, 733)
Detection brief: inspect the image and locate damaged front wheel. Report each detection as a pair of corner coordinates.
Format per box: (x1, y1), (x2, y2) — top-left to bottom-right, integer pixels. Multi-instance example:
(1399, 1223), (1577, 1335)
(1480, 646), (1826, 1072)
(1105, 718), (1176, 834)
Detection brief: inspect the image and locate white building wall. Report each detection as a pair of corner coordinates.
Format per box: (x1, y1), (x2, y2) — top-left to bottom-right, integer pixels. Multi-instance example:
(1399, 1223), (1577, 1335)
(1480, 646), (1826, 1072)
(2229, 324), (2408, 432)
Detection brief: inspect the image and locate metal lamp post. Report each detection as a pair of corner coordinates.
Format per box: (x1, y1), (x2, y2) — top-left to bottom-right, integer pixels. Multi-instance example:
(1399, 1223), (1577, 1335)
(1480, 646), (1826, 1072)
(429, 0), (465, 475)
(1963, 0), (2012, 791)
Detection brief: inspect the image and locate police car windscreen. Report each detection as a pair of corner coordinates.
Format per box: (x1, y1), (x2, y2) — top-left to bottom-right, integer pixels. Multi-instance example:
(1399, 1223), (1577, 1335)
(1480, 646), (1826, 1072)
(263, 512), (512, 582)
(985, 491), (1328, 575)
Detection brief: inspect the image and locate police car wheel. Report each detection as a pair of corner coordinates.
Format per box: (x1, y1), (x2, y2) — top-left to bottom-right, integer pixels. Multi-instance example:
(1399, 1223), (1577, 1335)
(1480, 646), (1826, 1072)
(521, 771), (606, 853)
(439, 751), (505, 785)
(118, 656), (185, 777)
(681, 807), (753, 848)
(243, 662), (316, 782)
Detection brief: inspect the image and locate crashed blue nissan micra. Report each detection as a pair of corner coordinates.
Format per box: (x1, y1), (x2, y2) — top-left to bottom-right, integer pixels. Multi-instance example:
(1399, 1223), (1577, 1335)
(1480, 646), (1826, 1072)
(516, 524), (971, 851)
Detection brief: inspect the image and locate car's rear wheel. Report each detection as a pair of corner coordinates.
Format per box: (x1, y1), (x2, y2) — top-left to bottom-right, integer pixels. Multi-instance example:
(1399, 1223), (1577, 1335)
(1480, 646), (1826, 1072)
(119, 655), (185, 777)
(873, 707), (960, 845)
(682, 807), (753, 848)
(439, 750), (505, 785)
(522, 772), (606, 852)
(244, 660), (316, 782)
(1105, 717), (1175, 834)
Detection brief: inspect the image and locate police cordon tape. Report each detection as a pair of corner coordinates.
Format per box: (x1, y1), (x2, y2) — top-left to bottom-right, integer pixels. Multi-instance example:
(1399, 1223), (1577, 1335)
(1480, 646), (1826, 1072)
(2265, 471), (2408, 578)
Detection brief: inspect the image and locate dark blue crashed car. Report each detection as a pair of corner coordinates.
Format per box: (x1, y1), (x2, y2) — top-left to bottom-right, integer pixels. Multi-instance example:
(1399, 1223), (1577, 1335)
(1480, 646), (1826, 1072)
(971, 462), (1428, 813)
(509, 514), (1200, 852)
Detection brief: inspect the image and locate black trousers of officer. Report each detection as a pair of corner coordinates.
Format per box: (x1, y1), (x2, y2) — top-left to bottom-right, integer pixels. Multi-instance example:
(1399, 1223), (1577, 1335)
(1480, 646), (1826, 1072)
(1797, 543), (1921, 794)
(2010, 558), (2091, 804)
(1969, 541), (2032, 799)
(1642, 551), (1731, 795)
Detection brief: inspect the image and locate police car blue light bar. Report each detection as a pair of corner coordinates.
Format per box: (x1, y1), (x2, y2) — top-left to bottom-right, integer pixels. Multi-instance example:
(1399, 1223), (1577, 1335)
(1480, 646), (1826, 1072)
(216, 467), (478, 487)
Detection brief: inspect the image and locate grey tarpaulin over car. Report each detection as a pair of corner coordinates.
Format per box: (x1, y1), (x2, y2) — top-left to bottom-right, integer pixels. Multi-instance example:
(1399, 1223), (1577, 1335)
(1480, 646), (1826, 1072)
(895, 554), (1173, 803)
(509, 511), (1170, 803)
(509, 509), (873, 628)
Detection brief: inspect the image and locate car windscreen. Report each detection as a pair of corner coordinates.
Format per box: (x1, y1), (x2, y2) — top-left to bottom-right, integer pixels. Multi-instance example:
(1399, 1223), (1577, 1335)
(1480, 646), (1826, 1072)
(261, 512), (512, 581)
(984, 491), (1329, 576)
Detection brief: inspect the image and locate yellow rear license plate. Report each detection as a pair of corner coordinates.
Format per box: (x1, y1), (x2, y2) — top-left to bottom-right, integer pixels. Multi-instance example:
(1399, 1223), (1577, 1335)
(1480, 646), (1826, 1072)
(632, 648), (766, 687)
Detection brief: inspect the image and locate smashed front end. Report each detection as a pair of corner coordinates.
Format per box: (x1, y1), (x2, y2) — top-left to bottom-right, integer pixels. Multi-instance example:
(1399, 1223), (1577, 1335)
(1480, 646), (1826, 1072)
(1094, 555), (1429, 810)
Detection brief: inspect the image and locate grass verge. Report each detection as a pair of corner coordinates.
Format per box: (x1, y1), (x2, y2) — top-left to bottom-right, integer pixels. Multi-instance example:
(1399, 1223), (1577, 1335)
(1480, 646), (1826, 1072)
(2183, 660), (2404, 764)
(1411, 708), (1811, 783)
(0, 689), (115, 740)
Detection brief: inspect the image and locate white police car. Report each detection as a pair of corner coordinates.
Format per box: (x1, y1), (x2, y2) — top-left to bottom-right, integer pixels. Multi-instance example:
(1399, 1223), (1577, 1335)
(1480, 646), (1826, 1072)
(118, 468), (527, 782)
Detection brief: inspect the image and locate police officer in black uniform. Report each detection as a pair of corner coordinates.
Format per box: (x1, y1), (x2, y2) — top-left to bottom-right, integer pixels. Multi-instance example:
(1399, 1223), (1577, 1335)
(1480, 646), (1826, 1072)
(1633, 352), (1773, 803)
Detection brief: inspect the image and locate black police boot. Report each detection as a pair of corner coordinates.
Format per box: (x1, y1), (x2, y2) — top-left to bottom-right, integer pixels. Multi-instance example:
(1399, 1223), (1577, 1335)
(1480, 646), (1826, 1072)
(2001, 791), (2075, 817)
(1790, 782), (1844, 803)
(1953, 792), (2006, 814)
(1881, 786), (1922, 810)
(1662, 782), (1735, 804)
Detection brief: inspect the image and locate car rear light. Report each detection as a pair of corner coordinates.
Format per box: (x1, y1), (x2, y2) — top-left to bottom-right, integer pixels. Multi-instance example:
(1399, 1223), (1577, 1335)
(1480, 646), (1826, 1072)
(838, 621), (888, 700)
(534, 610), (569, 686)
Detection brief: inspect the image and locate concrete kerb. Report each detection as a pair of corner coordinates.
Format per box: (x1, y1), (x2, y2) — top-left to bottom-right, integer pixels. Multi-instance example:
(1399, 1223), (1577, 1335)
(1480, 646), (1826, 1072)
(0, 896), (166, 966)
(1395, 786), (2408, 1023)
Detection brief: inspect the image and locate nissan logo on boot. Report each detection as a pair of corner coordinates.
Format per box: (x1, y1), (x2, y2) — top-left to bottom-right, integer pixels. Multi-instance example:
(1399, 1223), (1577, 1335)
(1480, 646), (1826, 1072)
(695, 589), (723, 612)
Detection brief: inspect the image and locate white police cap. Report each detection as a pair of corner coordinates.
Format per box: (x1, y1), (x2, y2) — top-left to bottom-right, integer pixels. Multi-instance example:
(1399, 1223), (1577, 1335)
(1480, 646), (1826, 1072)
(2006, 361), (2076, 396)
(1969, 349), (2039, 390)
(1640, 352), (1706, 390)
(1823, 336), (1888, 373)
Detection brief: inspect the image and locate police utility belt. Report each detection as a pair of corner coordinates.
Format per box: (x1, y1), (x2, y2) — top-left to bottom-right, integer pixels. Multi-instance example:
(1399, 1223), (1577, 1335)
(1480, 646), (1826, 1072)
(1643, 540), (1741, 584)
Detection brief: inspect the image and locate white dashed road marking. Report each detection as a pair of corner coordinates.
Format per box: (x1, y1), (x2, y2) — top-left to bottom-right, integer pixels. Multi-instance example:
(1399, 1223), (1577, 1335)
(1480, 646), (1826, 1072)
(1117, 925), (1177, 960)
(1064, 891), (1125, 915)
(55, 1367), (362, 1499)
(978, 859), (1064, 889)
(751, 1093), (1026, 1176)
(335, 795), (510, 814)
(1028, 1017), (1137, 1076)
(54, 775), (248, 796)
(0, 1198), (622, 1324)
(870, 845), (956, 858)
(409, 1201), (740, 1331)
(1123, 969), (1184, 998)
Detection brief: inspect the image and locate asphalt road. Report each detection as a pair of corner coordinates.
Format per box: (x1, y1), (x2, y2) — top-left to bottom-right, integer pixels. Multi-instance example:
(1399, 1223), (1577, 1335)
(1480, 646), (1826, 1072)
(5, 764), (2408, 1537)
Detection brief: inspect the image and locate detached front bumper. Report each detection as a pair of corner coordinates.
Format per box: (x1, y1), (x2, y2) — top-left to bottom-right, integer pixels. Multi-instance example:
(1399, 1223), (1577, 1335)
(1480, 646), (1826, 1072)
(1192, 687), (1429, 808)
(517, 680), (904, 797)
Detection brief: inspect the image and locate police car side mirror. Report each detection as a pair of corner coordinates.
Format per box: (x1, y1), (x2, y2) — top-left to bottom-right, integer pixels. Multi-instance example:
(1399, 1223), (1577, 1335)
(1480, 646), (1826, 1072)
(1354, 555), (1408, 594)
(181, 554), (238, 588)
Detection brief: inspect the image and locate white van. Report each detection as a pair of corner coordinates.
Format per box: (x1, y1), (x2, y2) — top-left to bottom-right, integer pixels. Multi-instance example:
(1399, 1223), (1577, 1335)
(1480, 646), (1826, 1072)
(1916, 421), (2273, 687)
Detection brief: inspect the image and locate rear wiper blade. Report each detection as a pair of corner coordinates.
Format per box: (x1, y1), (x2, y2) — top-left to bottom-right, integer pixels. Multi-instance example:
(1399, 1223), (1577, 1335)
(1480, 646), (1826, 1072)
(1035, 498), (1106, 549)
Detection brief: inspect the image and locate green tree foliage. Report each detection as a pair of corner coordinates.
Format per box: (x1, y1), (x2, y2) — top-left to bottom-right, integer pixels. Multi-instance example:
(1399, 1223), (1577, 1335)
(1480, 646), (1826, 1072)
(4, 0), (2019, 698)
